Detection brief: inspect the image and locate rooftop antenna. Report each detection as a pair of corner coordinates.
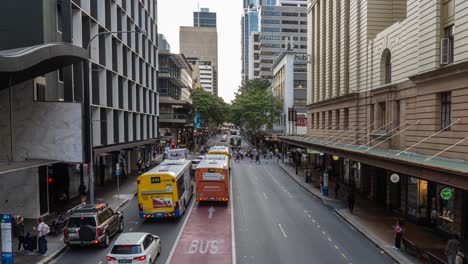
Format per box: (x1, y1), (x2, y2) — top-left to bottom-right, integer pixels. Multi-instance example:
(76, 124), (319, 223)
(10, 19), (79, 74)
(197, 2), (200, 27)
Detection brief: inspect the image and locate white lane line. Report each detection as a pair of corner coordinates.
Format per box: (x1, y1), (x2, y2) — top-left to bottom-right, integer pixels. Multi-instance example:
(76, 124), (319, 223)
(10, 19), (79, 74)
(322, 231), (326, 235)
(311, 219), (316, 223)
(165, 198), (196, 264)
(306, 214), (311, 218)
(327, 237), (332, 242)
(316, 225), (321, 229)
(129, 227), (134, 231)
(278, 224), (288, 238)
(334, 245), (339, 249)
(262, 192), (268, 200)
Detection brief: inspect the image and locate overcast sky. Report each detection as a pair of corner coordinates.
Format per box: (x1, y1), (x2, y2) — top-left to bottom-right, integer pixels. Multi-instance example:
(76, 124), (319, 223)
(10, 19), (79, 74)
(158, 0), (243, 103)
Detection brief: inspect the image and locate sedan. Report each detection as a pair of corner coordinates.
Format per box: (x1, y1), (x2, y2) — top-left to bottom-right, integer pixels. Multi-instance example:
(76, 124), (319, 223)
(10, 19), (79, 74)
(106, 232), (161, 264)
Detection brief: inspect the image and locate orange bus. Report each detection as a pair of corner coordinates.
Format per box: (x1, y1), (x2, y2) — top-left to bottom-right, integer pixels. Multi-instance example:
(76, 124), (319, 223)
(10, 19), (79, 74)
(195, 159), (230, 202)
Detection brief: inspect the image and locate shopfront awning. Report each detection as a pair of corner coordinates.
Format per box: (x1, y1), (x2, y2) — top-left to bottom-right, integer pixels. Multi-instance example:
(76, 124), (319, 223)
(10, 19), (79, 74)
(0, 43), (88, 89)
(0, 159), (61, 175)
(280, 135), (468, 189)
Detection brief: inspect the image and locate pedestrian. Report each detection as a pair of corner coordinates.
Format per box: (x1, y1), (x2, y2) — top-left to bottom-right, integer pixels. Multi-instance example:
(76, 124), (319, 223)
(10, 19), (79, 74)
(255, 153), (260, 164)
(456, 247), (467, 264)
(393, 218), (404, 250)
(334, 182), (340, 198)
(16, 216), (25, 252)
(12, 215), (19, 253)
(277, 153), (281, 163)
(447, 235), (461, 264)
(79, 183), (87, 204)
(347, 191), (355, 214)
(35, 217), (49, 255)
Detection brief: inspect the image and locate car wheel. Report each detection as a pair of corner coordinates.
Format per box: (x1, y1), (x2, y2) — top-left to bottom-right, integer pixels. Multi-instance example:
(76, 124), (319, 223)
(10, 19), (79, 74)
(157, 244), (161, 256)
(118, 221), (124, 233)
(102, 234), (110, 248)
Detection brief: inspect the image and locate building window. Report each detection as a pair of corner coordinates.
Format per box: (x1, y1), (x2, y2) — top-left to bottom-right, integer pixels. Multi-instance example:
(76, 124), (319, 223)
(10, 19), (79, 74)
(440, 92), (452, 130)
(381, 49), (392, 84)
(58, 68), (64, 83)
(57, 2), (62, 33)
(395, 100), (401, 128)
(377, 102), (387, 130)
(316, 113), (320, 129)
(322, 112), (325, 129)
(335, 109), (340, 129)
(344, 108), (349, 129)
(441, 25), (454, 65)
(310, 113), (314, 129)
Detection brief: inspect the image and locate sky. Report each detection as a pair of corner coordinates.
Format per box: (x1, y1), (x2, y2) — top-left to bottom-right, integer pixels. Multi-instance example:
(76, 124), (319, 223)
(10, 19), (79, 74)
(158, 0), (244, 103)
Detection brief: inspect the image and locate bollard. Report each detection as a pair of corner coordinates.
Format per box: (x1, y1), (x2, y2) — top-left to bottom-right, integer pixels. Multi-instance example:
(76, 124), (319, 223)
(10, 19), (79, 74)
(305, 169), (310, 183)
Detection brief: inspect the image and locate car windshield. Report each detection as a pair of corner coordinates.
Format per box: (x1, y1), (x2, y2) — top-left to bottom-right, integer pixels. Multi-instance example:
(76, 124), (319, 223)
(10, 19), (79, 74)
(111, 245), (142, 255)
(67, 217), (97, 227)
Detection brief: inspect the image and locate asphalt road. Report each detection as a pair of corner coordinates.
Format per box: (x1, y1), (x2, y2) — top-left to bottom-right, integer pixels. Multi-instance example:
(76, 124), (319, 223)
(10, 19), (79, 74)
(229, 135), (394, 264)
(50, 184), (194, 264)
(51, 133), (393, 264)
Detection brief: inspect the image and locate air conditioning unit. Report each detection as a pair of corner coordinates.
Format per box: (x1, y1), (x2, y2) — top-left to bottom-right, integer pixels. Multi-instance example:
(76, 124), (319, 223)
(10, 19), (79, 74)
(440, 38), (452, 65)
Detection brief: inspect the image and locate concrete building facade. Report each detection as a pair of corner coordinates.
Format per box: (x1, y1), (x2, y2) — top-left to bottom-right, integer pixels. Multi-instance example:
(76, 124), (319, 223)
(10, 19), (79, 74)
(180, 26), (219, 96)
(282, 0), (468, 239)
(0, 0), (159, 218)
(272, 51), (308, 135)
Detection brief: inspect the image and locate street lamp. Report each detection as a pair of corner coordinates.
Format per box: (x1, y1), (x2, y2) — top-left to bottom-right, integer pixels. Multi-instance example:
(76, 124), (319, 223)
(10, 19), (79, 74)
(84, 29), (146, 204)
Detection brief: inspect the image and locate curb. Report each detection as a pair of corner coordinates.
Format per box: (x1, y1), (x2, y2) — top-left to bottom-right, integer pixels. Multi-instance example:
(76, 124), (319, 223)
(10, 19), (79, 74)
(39, 192), (137, 264)
(277, 163), (409, 264)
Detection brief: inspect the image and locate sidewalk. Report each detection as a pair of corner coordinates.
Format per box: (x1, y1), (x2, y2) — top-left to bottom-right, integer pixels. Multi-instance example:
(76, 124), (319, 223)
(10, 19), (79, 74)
(277, 161), (448, 264)
(10, 154), (164, 264)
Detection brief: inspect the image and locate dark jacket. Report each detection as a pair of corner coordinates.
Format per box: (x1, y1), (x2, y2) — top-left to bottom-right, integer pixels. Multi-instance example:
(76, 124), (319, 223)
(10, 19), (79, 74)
(17, 222), (25, 237)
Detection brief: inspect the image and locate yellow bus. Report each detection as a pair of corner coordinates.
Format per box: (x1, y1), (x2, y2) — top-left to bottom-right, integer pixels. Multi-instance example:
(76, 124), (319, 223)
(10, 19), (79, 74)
(208, 146), (232, 169)
(137, 159), (194, 219)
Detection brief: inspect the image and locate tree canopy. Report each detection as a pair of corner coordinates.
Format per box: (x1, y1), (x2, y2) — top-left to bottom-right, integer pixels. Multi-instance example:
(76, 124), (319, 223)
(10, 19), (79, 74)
(230, 79), (282, 133)
(190, 87), (229, 127)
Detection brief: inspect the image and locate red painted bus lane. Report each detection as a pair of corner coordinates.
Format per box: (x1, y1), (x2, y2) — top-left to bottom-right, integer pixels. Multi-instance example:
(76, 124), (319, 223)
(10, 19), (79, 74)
(169, 202), (232, 264)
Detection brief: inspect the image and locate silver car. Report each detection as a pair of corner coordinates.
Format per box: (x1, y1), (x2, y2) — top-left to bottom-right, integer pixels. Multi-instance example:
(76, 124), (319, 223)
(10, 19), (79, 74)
(106, 232), (161, 264)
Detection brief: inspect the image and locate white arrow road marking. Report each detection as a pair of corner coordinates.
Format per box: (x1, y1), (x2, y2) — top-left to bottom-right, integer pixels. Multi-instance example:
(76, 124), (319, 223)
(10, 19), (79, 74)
(278, 224), (288, 238)
(208, 206), (216, 219)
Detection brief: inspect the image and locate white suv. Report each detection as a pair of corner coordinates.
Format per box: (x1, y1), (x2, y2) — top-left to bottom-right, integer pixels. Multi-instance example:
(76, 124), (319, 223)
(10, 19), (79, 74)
(106, 232), (161, 264)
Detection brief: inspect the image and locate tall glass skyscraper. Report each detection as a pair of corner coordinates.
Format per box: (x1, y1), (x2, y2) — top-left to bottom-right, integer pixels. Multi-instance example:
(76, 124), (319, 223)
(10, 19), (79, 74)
(194, 8), (217, 28)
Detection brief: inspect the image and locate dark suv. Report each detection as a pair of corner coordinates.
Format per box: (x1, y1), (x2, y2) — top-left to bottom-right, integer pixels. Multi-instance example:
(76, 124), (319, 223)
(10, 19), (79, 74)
(64, 203), (124, 247)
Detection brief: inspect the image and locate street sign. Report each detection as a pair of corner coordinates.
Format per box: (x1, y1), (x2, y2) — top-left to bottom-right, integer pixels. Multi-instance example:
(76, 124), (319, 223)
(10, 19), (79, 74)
(1, 213), (13, 264)
(440, 187), (454, 200)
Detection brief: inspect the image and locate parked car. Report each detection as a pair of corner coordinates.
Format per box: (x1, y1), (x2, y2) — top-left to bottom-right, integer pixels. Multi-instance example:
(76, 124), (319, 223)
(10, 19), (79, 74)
(221, 135), (228, 142)
(64, 203), (124, 248)
(106, 232), (161, 264)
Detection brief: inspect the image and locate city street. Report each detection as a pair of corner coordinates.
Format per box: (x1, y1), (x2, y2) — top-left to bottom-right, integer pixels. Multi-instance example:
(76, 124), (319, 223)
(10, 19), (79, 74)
(50, 196), (191, 264)
(50, 134), (393, 264)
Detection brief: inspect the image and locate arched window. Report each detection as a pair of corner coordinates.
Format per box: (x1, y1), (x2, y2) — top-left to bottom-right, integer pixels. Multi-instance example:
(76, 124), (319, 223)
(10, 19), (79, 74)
(381, 49), (392, 84)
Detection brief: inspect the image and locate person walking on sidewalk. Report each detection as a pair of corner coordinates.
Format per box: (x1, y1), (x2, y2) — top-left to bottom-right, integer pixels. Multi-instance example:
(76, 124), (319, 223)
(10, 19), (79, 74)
(447, 235), (461, 264)
(255, 153), (260, 164)
(393, 219), (404, 250)
(35, 217), (49, 255)
(334, 183), (340, 198)
(456, 247), (467, 264)
(79, 183), (87, 204)
(16, 216), (25, 252)
(347, 191), (355, 214)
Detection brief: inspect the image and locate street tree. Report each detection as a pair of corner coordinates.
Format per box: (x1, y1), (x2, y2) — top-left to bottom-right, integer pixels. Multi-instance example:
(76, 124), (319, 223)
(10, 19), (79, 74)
(231, 79), (282, 135)
(190, 87), (229, 128)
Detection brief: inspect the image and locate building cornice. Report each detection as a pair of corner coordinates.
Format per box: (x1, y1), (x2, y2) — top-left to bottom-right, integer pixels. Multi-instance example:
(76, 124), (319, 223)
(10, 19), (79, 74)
(306, 92), (359, 109)
(409, 61), (468, 84)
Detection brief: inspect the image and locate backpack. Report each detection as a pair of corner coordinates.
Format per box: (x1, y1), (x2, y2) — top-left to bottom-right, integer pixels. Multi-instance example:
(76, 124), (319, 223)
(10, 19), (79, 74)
(458, 253), (468, 264)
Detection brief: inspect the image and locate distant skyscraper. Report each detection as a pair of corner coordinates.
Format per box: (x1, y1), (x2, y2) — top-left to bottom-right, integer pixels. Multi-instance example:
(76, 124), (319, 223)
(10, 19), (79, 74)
(245, 0), (308, 81)
(180, 26), (219, 96)
(194, 8), (217, 28)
